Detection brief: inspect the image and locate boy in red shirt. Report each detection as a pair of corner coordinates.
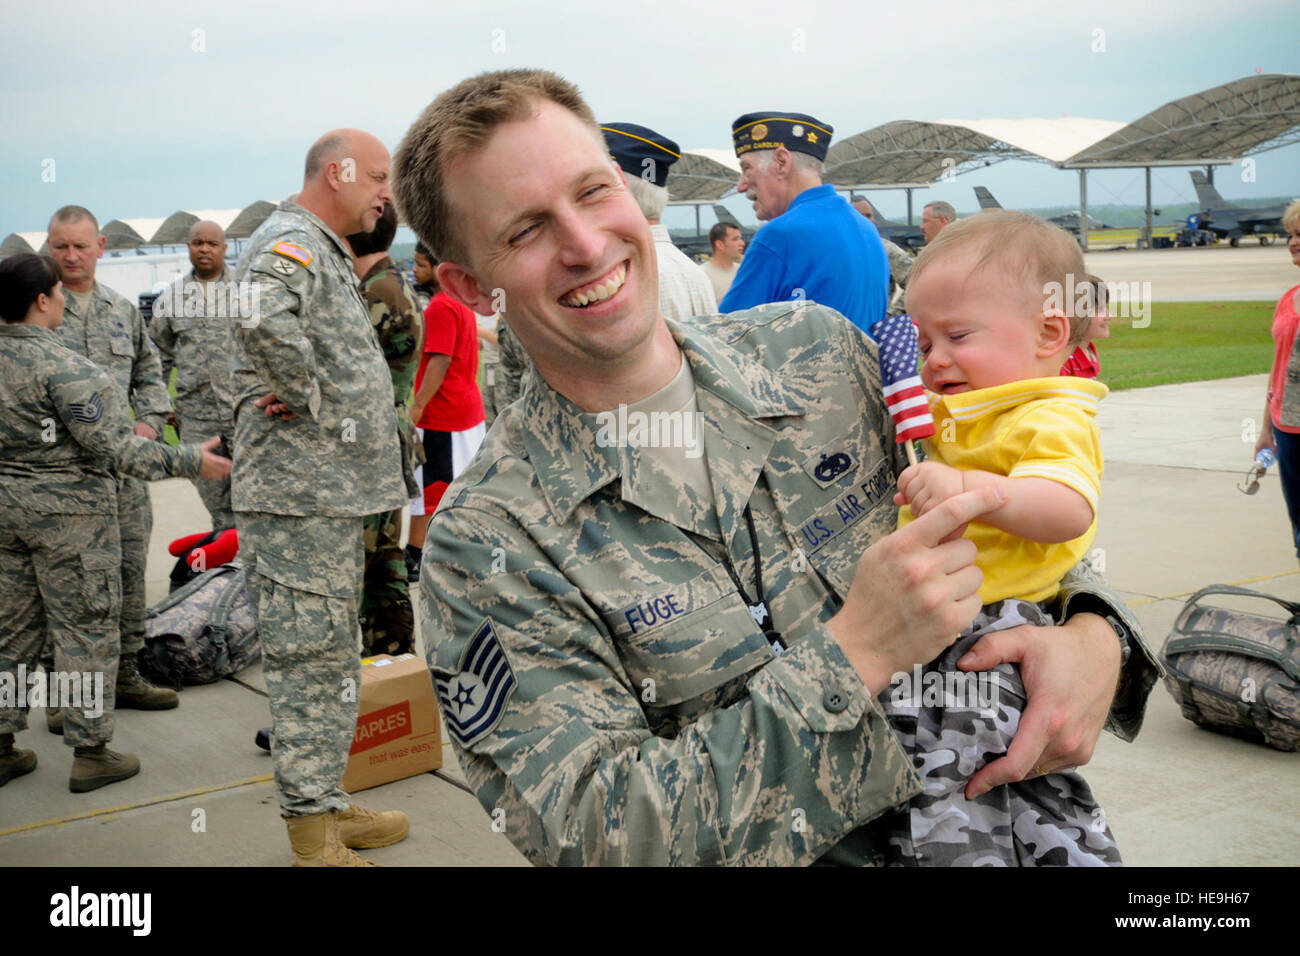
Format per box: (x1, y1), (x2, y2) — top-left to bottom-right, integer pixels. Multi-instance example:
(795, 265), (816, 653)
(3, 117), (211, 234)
(1060, 274), (1110, 378)
(406, 283), (486, 578)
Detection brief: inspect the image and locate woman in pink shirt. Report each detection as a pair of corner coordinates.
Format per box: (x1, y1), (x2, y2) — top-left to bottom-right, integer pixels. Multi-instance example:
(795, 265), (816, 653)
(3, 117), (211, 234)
(1255, 200), (1300, 561)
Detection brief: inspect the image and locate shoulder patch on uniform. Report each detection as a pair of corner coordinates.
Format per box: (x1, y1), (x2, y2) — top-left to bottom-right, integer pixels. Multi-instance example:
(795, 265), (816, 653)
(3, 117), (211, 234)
(432, 618), (517, 748)
(272, 241), (312, 267)
(69, 392), (104, 424)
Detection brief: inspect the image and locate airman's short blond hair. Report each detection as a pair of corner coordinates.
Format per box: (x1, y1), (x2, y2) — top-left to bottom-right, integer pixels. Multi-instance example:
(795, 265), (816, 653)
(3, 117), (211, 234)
(393, 69), (599, 267)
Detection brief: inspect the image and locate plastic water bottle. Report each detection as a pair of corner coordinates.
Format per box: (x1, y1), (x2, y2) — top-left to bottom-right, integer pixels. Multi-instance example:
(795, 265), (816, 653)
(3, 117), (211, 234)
(1256, 448), (1277, 470)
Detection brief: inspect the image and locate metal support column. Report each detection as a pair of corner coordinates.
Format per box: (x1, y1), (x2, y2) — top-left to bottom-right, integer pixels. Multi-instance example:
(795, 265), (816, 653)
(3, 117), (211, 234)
(694, 204), (701, 236)
(906, 188), (914, 225)
(1078, 169), (1089, 252)
(1144, 166), (1153, 249)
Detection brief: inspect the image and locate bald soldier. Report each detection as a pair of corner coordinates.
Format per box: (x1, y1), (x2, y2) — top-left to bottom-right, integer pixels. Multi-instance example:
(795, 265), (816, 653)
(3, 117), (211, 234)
(150, 220), (239, 531)
(393, 69), (1159, 866)
(46, 205), (180, 719)
(230, 128), (409, 866)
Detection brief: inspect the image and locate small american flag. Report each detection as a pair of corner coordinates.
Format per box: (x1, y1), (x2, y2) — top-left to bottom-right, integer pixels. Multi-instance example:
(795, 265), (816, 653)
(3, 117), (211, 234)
(868, 313), (935, 443)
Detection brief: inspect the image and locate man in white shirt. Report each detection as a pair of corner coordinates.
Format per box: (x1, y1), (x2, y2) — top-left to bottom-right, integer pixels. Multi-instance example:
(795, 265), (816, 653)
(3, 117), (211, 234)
(601, 122), (718, 322)
(697, 221), (744, 304)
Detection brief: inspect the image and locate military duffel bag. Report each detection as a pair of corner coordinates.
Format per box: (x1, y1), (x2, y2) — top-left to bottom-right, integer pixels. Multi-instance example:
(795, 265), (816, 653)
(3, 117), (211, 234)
(142, 561), (260, 688)
(1160, 584), (1300, 751)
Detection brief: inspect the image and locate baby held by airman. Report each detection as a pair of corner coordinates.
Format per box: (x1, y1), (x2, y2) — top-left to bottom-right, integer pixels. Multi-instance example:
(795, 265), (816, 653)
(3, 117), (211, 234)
(880, 209), (1118, 866)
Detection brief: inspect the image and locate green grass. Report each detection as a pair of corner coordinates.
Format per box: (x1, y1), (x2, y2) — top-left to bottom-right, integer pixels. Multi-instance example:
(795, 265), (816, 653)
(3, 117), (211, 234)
(1098, 300), (1276, 391)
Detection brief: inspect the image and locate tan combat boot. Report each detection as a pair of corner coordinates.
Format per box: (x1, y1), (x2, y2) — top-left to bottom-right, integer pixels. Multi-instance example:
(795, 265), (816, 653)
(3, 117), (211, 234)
(337, 802), (410, 849)
(46, 707), (63, 735)
(70, 744), (141, 793)
(285, 812), (379, 866)
(0, 734), (37, 787)
(116, 656), (179, 710)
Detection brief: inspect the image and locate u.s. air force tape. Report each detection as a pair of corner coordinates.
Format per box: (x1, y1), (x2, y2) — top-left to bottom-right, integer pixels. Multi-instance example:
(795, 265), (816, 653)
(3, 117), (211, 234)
(433, 619), (517, 747)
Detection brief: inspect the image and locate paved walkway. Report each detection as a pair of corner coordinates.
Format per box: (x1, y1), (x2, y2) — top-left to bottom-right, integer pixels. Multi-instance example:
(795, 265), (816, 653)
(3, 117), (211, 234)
(2, 374), (1297, 866)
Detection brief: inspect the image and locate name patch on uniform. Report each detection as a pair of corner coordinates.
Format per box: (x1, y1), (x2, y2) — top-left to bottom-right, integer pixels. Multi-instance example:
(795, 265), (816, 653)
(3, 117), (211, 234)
(432, 619), (517, 748)
(796, 459), (892, 554)
(69, 393), (104, 424)
(272, 241), (312, 267)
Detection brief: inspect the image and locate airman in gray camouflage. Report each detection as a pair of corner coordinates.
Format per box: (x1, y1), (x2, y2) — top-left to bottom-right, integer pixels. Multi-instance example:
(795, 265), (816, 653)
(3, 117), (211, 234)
(46, 206), (180, 714)
(149, 220), (239, 532)
(231, 129), (411, 865)
(394, 70), (1160, 866)
(0, 252), (228, 791)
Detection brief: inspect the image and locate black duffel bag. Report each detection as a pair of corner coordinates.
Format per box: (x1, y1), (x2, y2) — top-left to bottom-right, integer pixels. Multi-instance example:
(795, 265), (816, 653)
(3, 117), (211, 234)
(1160, 584), (1300, 751)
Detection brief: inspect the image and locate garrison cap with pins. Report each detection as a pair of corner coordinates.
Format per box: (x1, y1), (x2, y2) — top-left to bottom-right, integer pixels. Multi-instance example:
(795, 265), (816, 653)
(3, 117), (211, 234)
(731, 112), (833, 161)
(600, 123), (681, 188)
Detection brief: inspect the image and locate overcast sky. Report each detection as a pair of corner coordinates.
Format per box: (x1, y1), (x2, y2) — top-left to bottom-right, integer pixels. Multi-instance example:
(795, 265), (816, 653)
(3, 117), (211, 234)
(3, 0), (1298, 236)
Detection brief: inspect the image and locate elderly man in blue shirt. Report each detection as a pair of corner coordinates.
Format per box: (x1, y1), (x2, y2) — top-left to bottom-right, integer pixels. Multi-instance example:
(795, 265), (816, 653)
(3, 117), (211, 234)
(719, 112), (890, 337)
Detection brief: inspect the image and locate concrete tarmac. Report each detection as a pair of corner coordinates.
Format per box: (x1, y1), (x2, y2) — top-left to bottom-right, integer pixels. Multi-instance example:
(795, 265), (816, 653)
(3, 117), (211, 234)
(2, 374), (1298, 867)
(1083, 243), (1297, 302)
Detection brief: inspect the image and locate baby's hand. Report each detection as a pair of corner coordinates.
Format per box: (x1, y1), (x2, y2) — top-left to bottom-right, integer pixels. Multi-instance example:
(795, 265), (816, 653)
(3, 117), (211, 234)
(894, 461), (965, 516)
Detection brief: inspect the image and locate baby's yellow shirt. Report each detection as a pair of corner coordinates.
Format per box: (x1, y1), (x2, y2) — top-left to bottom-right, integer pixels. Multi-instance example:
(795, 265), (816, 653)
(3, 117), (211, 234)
(898, 377), (1108, 603)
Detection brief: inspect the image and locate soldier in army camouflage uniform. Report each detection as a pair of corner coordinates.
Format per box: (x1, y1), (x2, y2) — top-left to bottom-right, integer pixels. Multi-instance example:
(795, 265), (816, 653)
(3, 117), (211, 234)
(45, 206), (180, 719)
(345, 202), (423, 657)
(0, 254), (230, 792)
(230, 129), (411, 866)
(149, 220), (239, 532)
(487, 316), (530, 428)
(393, 70), (1161, 866)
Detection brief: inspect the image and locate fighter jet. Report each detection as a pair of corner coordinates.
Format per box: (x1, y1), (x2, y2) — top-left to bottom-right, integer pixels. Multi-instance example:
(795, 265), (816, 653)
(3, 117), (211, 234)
(973, 186), (1110, 234)
(1188, 171), (1289, 246)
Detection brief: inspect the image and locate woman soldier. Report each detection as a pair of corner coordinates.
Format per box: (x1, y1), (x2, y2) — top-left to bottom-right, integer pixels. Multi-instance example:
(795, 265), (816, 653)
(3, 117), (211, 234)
(0, 254), (231, 792)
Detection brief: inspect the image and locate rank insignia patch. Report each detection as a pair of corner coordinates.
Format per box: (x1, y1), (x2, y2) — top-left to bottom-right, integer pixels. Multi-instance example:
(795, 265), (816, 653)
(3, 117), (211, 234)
(69, 392), (104, 424)
(433, 619), (517, 748)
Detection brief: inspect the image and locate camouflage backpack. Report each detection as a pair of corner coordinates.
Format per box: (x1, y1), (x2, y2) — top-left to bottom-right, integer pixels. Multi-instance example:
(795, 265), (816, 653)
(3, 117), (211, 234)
(143, 562), (260, 688)
(1160, 584), (1300, 752)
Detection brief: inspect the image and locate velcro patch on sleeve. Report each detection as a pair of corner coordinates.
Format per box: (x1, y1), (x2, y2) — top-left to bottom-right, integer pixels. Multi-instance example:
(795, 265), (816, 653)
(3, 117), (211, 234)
(272, 241), (312, 267)
(432, 618), (518, 748)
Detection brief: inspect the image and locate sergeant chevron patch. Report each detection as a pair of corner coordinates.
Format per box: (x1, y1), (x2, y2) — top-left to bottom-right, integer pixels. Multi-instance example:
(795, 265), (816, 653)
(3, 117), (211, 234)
(69, 392), (104, 424)
(433, 618), (517, 747)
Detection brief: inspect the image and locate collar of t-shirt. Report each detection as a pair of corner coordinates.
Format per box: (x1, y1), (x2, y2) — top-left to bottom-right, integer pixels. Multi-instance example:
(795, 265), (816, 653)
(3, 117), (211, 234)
(68, 288), (93, 315)
(613, 353), (716, 520)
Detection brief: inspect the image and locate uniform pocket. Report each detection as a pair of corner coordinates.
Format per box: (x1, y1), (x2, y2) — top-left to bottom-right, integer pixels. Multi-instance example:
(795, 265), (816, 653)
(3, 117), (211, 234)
(79, 548), (122, 620)
(606, 567), (773, 709)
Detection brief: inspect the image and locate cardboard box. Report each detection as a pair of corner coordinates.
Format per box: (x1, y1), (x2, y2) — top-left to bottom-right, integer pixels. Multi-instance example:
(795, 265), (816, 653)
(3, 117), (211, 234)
(342, 653), (442, 792)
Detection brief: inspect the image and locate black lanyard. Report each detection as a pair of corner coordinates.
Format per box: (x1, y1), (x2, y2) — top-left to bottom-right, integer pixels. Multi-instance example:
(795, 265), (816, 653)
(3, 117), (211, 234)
(686, 503), (786, 655)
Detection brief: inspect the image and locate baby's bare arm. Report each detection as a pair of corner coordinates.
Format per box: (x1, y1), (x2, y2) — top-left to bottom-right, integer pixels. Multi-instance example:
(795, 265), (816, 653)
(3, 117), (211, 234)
(897, 462), (1093, 543)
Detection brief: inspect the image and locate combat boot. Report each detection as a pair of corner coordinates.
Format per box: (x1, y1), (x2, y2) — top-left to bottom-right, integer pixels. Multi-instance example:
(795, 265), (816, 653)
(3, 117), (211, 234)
(115, 655), (179, 710)
(337, 802), (410, 849)
(0, 734), (37, 787)
(285, 812), (378, 866)
(70, 744), (140, 793)
(46, 707), (63, 735)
